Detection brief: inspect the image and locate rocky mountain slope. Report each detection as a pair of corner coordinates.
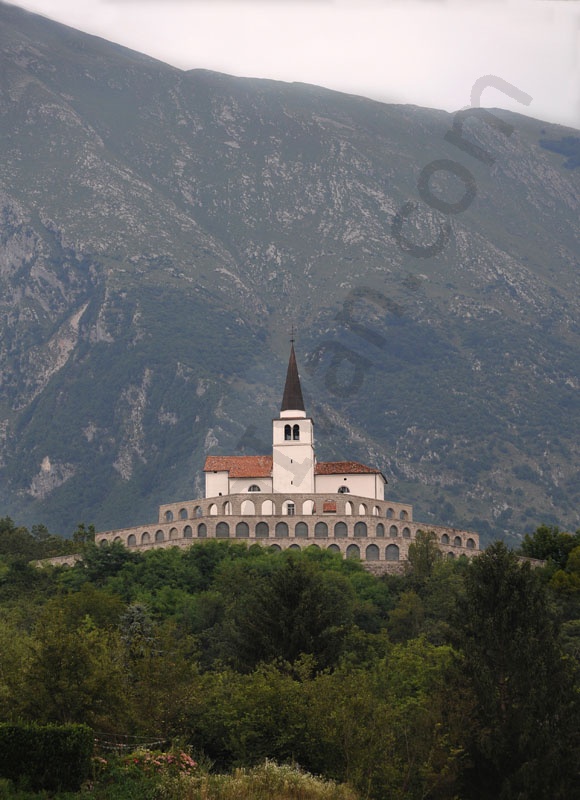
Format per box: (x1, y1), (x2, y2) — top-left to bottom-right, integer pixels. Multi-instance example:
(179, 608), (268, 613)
(0, 1), (579, 542)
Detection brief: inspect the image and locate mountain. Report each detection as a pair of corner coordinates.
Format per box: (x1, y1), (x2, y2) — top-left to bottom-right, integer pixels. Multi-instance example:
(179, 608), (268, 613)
(0, 1), (579, 543)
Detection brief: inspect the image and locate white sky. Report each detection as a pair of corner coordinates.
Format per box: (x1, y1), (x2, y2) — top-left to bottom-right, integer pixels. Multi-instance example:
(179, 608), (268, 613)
(14, 0), (580, 130)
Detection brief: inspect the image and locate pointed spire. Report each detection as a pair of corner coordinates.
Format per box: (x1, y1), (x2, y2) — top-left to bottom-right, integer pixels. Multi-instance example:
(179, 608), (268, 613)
(281, 342), (305, 413)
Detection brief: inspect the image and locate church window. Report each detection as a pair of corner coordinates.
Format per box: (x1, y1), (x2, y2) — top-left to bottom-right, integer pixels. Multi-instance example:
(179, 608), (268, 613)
(334, 522), (348, 538)
(454, 536), (462, 547)
(127, 534), (136, 546)
(216, 522), (230, 538)
(403, 527), (411, 539)
(284, 424), (292, 441)
(467, 538), (476, 549)
(293, 424), (300, 440)
(184, 525), (193, 538)
(170, 527), (178, 540)
(295, 522), (308, 538)
(155, 530), (164, 542)
(376, 523), (385, 538)
(354, 521), (367, 538)
(338, 486), (350, 493)
(441, 533), (450, 545)
(389, 525), (398, 537)
(194, 506), (203, 518)
(256, 522), (269, 538)
(164, 510), (174, 523)
(197, 523), (207, 538)
(386, 508), (395, 519)
(386, 544), (400, 562)
(399, 510), (409, 521)
(248, 485), (261, 492)
(236, 522), (249, 538)
(275, 521), (289, 538)
(315, 522), (328, 539)
(366, 544), (380, 561)
(179, 508), (188, 520)
(346, 544), (360, 559)
(141, 532), (151, 544)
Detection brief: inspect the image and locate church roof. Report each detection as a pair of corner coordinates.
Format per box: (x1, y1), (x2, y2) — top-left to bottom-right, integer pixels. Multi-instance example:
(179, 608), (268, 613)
(204, 455), (385, 481)
(281, 343), (305, 412)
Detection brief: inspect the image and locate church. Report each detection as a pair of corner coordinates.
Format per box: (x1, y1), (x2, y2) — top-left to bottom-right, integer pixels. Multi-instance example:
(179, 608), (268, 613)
(96, 344), (479, 571)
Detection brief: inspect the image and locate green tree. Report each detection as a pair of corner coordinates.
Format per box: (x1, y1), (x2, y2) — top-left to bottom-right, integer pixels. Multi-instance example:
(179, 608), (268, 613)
(456, 542), (579, 799)
(519, 524), (580, 570)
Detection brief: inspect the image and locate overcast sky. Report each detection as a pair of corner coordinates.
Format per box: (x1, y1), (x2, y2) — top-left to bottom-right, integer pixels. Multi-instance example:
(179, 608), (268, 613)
(15, 0), (580, 130)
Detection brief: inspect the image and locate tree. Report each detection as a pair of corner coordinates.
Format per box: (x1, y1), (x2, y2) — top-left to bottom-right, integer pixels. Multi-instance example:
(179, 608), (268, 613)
(456, 542), (579, 799)
(407, 530), (442, 582)
(519, 524), (580, 570)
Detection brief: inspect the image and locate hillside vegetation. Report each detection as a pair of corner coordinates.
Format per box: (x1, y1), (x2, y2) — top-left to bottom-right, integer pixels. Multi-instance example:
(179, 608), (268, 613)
(0, 520), (579, 798)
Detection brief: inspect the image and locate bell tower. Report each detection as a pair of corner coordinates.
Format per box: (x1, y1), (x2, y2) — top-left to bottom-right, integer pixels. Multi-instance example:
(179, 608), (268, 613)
(272, 342), (315, 493)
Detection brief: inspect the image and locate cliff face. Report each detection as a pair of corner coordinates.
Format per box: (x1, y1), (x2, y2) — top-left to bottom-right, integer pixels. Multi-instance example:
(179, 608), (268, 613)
(1, 2), (579, 541)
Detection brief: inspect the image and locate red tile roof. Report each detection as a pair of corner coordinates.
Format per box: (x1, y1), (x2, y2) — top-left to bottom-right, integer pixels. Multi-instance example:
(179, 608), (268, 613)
(315, 461), (381, 475)
(204, 455), (273, 478)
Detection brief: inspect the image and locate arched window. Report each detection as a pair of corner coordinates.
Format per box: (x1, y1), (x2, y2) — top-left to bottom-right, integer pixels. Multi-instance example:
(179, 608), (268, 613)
(344, 501), (353, 515)
(389, 525), (398, 537)
(295, 522), (308, 538)
(366, 544), (380, 561)
(400, 510), (409, 521)
(386, 544), (400, 562)
(179, 508), (188, 520)
(338, 486), (350, 493)
(262, 500), (274, 515)
(194, 506), (203, 518)
(284, 424), (292, 441)
(197, 523), (207, 538)
(354, 521), (367, 538)
(441, 533), (450, 545)
(256, 522), (269, 539)
(293, 424), (300, 440)
(386, 508), (395, 519)
(289, 544), (301, 551)
(155, 530), (164, 542)
(99, 539), (107, 547)
(223, 501), (232, 515)
(209, 504), (218, 516)
(127, 534), (136, 546)
(467, 538), (476, 550)
(373, 506), (380, 516)
(270, 544), (282, 552)
(454, 536), (462, 547)
(275, 522), (289, 538)
(327, 544), (341, 554)
(170, 527), (178, 540)
(114, 536), (122, 544)
(376, 523), (385, 538)
(184, 525), (193, 538)
(236, 522), (249, 538)
(248, 484), (261, 492)
(346, 544), (360, 559)
(334, 521), (348, 538)
(315, 522), (328, 539)
(448, 551), (456, 560)
(241, 499), (255, 515)
(164, 510), (174, 523)
(302, 499), (315, 514)
(402, 527), (411, 539)
(216, 522), (230, 538)
(141, 532), (151, 544)
(358, 503), (368, 516)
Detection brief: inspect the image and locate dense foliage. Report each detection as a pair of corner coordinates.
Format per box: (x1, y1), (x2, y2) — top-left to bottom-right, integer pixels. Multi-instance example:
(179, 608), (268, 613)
(0, 523), (579, 799)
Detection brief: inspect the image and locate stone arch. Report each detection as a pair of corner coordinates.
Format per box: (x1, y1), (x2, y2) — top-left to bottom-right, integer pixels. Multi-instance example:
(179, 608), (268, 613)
(197, 523), (207, 538)
(346, 543), (360, 559)
(155, 530), (164, 542)
(376, 523), (385, 538)
(315, 521), (328, 539)
(289, 543), (301, 550)
(114, 536), (122, 544)
(241, 499), (255, 515)
(295, 521), (308, 538)
(373, 506), (380, 516)
(179, 508), (188, 520)
(327, 544), (341, 554)
(256, 521), (269, 539)
(386, 543), (400, 561)
(127, 534), (136, 546)
(99, 539), (107, 547)
(402, 527), (411, 539)
(169, 527), (178, 540)
(358, 503), (368, 515)
(454, 536), (462, 547)
(223, 501), (232, 515)
(389, 525), (398, 537)
(282, 499), (296, 516)
(448, 551), (456, 559)
(194, 506), (203, 518)
(344, 501), (353, 515)
(467, 538), (476, 549)
(209, 504), (218, 516)
(275, 521), (289, 538)
(386, 508), (395, 519)
(354, 521), (367, 538)
(334, 521), (348, 538)
(184, 525), (193, 539)
(164, 510), (174, 523)
(302, 499), (315, 515)
(441, 533), (450, 545)
(270, 544), (282, 552)
(366, 544), (380, 561)
(141, 532), (151, 544)
(399, 509), (409, 521)
(261, 499), (274, 515)
(216, 522), (230, 538)
(236, 522), (250, 538)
